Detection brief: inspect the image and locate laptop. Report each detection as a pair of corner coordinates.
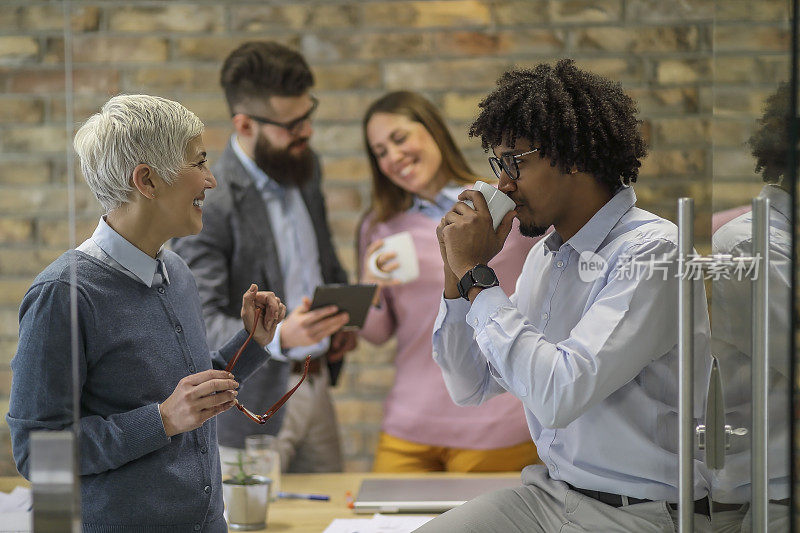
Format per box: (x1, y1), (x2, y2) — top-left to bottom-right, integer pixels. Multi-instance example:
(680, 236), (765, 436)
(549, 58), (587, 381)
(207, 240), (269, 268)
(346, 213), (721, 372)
(353, 477), (521, 514)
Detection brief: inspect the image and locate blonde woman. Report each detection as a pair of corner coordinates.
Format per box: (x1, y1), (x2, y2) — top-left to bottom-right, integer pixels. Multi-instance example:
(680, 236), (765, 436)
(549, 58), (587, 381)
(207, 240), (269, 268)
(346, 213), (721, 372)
(358, 91), (541, 472)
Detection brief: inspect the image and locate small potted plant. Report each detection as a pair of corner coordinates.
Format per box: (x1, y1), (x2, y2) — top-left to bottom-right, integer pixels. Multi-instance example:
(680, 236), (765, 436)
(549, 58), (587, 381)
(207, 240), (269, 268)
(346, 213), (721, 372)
(222, 452), (271, 531)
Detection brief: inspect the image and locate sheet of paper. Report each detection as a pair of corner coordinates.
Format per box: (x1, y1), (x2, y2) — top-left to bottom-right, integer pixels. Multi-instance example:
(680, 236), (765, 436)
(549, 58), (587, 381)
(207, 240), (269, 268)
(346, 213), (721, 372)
(0, 511), (31, 532)
(372, 514), (434, 531)
(322, 514), (434, 533)
(322, 518), (374, 533)
(0, 487), (31, 512)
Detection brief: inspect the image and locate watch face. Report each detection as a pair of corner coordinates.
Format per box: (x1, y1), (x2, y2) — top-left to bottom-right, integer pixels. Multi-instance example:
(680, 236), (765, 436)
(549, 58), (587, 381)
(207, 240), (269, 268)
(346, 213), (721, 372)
(472, 265), (496, 285)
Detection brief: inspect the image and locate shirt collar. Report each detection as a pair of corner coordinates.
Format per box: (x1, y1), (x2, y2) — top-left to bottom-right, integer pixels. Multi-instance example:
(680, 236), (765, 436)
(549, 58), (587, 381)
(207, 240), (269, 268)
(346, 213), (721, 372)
(410, 184), (464, 213)
(543, 186), (637, 255)
(90, 216), (169, 287)
(759, 184), (791, 222)
(230, 134), (284, 197)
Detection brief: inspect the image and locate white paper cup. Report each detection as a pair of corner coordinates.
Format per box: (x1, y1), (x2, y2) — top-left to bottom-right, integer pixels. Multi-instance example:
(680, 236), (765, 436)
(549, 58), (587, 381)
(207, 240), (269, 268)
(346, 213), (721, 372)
(367, 231), (419, 283)
(464, 180), (516, 230)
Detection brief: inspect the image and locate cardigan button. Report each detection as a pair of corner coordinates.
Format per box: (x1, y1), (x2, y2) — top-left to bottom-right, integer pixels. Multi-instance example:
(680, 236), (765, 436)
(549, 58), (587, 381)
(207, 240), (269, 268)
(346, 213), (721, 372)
(204, 485), (211, 494)
(193, 524), (201, 531)
(157, 287), (165, 294)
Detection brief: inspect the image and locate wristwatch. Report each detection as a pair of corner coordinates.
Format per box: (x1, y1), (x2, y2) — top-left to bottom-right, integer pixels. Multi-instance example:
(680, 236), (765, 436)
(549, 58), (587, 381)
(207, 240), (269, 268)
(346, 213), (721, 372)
(457, 264), (499, 300)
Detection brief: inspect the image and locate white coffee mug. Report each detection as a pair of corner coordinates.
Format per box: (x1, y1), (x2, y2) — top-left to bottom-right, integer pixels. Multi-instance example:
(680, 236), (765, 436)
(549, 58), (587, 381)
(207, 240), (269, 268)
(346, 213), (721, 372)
(464, 180), (516, 229)
(367, 231), (419, 283)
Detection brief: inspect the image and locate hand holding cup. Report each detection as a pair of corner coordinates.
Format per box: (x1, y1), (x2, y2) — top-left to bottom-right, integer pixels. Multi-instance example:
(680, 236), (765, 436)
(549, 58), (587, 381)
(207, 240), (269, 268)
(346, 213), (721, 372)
(462, 180), (516, 230)
(364, 231), (419, 284)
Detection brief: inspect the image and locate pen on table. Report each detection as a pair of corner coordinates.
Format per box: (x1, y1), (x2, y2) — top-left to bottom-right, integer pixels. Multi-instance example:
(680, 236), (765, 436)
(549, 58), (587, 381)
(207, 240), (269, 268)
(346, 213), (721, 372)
(277, 491), (330, 501)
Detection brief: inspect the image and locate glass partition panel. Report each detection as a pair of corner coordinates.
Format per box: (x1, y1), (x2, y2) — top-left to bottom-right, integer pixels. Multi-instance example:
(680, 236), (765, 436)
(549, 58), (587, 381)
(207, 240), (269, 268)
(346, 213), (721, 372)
(709, 1), (794, 530)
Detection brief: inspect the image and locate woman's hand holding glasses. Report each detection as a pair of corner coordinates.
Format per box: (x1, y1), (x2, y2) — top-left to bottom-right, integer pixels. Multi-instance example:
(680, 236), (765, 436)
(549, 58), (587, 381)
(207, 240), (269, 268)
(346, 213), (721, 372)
(228, 284), (312, 425)
(158, 369), (240, 438)
(158, 285), (287, 437)
(241, 283), (286, 347)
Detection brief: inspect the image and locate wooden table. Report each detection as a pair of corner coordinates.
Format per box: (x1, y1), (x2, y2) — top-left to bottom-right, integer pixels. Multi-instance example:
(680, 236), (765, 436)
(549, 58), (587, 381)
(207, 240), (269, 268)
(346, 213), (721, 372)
(1, 472), (517, 532)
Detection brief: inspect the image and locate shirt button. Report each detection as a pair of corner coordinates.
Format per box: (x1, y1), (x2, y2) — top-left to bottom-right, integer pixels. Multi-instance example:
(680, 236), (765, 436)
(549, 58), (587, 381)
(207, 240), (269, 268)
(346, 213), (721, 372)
(193, 524), (201, 531)
(543, 313), (549, 320)
(556, 261), (564, 268)
(473, 318), (479, 326)
(158, 287), (165, 294)
(175, 325), (182, 333)
(204, 485), (211, 494)
(432, 351), (438, 359)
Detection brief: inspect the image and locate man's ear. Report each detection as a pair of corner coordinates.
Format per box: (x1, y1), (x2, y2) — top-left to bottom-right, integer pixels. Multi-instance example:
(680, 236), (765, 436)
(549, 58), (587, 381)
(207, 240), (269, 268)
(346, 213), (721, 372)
(232, 114), (257, 139)
(131, 164), (156, 200)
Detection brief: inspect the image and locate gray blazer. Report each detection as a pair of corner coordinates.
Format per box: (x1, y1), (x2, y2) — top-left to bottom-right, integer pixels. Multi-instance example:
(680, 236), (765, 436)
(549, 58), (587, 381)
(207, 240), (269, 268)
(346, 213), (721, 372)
(172, 143), (348, 448)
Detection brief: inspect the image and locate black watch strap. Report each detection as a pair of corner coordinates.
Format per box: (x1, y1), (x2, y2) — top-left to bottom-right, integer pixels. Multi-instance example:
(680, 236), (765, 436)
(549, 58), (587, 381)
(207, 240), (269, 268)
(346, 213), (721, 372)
(457, 264), (499, 300)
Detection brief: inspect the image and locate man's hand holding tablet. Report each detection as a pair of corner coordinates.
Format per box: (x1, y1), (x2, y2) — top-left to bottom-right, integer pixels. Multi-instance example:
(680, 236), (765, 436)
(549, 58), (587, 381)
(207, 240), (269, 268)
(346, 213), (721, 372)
(309, 284), (378, 330)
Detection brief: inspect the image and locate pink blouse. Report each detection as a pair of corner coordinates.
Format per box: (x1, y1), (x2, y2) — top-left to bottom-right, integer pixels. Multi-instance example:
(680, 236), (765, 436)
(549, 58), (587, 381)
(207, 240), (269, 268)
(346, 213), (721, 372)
(359, 209), (538, 449)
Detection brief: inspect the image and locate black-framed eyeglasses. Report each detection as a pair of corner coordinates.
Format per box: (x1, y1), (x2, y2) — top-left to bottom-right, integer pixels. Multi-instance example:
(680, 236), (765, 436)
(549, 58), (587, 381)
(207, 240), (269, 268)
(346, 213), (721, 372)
(488, 148), (539, 180)
(239, 96), (319, 136)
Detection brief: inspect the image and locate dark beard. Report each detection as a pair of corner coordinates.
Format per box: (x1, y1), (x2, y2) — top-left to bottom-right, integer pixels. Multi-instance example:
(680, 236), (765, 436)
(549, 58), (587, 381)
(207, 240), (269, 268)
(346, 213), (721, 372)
(253, 132), (315, 188)
(519, 223), (549, 238)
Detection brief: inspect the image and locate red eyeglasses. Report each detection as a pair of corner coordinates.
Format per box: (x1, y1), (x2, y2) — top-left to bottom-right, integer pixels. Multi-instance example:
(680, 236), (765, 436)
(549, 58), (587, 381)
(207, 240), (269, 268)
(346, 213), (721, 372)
(225, 306), (311, 424)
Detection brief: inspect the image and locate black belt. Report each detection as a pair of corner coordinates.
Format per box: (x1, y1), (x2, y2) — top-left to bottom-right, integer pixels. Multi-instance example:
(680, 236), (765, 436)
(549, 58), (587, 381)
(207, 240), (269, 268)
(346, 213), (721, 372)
(567, 483), (710, 517)
(712, 499), (789, 513)
(291, 358), (321, 375)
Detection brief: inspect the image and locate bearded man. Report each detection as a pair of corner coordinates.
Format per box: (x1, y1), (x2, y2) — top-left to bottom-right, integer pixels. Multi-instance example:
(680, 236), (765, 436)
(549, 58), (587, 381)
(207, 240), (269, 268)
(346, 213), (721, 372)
(173, 41), (355, 474)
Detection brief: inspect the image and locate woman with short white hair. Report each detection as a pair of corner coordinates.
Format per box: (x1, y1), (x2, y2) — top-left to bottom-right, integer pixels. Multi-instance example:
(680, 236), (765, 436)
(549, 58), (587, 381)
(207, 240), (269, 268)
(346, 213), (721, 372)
(7, 94), (285, 531)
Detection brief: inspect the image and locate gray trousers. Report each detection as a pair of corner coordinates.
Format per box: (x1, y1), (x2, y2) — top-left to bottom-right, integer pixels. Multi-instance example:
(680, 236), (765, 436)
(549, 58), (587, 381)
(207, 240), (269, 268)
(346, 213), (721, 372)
(273, 363), (343, 473)
(414, 465), (712, 533)
(219, 363), (343, 474)
(710, 503), (789, 532)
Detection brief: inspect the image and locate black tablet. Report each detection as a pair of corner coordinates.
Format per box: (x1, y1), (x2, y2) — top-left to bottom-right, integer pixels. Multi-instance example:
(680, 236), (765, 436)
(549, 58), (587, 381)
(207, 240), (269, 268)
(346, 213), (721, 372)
(309, 284), (378, 330)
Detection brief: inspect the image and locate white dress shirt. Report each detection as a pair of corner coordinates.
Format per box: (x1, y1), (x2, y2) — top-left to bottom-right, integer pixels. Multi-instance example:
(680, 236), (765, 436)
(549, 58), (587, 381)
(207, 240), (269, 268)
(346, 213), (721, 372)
(409, 184), (464, 220)
(710, 184), (791, 502)
(231, 135), (327, 361)
(432, 186), (712, 501)
(78, 216), (169, 288)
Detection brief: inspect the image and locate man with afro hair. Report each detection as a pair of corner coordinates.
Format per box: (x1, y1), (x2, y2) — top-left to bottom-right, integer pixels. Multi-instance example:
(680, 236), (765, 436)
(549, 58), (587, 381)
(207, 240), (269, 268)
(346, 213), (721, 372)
(421, 59), (713, 531)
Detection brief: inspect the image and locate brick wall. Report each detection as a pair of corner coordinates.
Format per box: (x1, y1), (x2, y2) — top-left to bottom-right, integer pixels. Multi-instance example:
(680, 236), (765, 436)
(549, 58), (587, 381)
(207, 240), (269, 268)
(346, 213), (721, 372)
(0, 0), (791, 475)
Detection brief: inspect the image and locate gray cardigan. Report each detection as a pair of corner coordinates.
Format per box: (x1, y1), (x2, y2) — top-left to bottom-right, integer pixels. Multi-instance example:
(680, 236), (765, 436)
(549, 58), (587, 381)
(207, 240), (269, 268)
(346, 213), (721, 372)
(6, 250), (268, 532)
(172, 144), (348, 448)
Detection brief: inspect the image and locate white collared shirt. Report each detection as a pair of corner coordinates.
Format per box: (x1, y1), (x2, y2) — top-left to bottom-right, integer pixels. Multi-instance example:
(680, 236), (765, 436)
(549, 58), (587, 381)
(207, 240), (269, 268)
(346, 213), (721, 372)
(78, 216), (169, 288)
(231, 135), (327, 360)
(432, 186), (712, 501)
(710, 184), (791, 502)
(409, 184), (464, 220)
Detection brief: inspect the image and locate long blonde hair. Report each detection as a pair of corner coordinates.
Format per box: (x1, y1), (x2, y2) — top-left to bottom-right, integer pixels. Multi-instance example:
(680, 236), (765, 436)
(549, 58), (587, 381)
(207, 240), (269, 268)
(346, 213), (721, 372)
(362, 91), (479, 224)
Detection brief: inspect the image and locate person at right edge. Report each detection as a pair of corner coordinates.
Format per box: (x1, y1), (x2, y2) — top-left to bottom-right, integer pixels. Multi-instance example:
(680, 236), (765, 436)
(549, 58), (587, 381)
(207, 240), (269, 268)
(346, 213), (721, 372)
(708, 83), (792, 532)
(417, 59), (713, 532)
